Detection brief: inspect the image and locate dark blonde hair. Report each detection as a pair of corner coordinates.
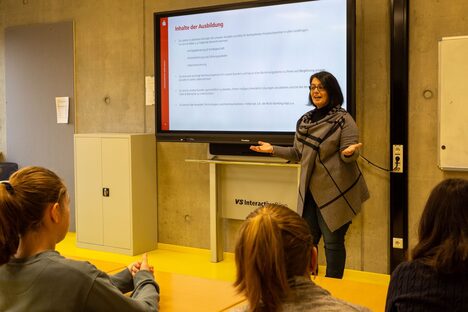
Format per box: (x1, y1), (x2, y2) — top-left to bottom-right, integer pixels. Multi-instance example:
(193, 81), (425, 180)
(0, 166), (67, 265)
(411, 178), (468, 274)
(234, 204), (313, 312)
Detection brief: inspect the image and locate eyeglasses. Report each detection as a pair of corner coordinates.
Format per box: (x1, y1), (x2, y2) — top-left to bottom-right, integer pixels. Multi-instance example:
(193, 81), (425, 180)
(309, 85), (326, 92)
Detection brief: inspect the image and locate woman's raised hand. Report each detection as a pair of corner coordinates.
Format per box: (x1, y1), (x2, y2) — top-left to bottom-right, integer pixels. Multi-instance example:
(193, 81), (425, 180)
(341, 143), (363, 157)
(250, 141), (273, 154)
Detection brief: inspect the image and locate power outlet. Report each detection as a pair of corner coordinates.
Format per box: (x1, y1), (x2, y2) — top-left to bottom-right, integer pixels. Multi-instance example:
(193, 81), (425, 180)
(393, 237), (404, 249)
(392, 144), (403, 173)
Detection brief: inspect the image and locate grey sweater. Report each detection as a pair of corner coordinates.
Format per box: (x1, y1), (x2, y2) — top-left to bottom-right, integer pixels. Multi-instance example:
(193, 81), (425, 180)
(0, 250), (159, 312)
(232, 275), (371, 312)
(273, 107), (369, 231)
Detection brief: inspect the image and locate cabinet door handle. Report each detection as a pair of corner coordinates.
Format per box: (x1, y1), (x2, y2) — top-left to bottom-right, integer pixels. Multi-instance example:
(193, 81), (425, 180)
(102, 188), (110, 197)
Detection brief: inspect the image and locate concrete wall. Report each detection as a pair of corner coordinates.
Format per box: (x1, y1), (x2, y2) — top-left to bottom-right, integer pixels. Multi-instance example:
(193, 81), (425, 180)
(1, 0), (467, 274)
(355, 0), (390, 272)
(407, 0), (468, 249)
(0, 6), (5, 156)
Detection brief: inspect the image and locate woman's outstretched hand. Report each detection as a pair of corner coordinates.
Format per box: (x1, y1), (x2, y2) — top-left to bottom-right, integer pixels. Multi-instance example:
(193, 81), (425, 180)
(341, 143), (363, 157)
(250, 141), (273, 154)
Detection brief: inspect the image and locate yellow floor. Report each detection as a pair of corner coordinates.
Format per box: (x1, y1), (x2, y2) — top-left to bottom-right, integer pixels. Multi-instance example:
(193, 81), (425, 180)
(57, 232), (237, 281)
(57, 233), (390, 312)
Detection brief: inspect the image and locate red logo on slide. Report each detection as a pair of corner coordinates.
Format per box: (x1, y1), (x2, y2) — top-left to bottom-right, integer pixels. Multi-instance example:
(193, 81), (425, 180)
(160, 18), (169, 130)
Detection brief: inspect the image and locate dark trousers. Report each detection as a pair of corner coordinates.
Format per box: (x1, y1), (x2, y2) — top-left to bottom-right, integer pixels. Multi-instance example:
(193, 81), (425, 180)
(302, 191), (350, 279)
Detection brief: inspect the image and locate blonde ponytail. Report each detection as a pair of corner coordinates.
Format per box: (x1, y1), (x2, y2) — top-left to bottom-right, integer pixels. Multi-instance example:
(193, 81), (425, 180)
(234, 204), (313, 312)
(0, 183), (20, 264)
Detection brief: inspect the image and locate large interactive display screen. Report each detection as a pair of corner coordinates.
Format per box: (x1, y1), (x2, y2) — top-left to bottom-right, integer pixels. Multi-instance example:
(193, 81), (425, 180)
(154, 0), (355, 144)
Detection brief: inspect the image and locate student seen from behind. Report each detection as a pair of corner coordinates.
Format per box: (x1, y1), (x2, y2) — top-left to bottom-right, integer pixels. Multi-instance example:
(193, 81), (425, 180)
(385, 178), (468, 312)
(233, 203), (370, 312)
(0, 166), (160, 311)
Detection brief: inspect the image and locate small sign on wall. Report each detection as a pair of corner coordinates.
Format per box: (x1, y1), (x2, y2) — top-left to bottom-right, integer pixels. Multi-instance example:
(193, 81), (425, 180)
(145, 76), (155, 106)
(55, 96), (69, 123)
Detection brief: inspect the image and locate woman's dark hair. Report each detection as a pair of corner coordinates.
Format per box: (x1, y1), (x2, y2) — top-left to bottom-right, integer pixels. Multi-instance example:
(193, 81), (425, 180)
(411, 178), (468, 274)
(0, 166), (67, 265)
(308, 71), (344, 107)
(234, 204), (313, 312)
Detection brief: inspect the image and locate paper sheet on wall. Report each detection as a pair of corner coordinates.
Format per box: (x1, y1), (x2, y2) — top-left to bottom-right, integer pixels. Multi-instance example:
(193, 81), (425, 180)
(55, 97), (69, 123)
(145, 76), (155, 106)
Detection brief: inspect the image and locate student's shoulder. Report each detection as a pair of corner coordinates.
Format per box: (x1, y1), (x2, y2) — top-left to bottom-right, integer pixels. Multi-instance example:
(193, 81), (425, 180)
(389, 260), (437, 288)
(390, 260), (415, 278)
(44, 251), (102, 280)
(393, 260), (428, 275)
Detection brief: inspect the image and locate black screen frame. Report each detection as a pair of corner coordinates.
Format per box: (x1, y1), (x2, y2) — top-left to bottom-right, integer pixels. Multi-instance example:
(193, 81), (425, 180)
(154, 0), (356, 146)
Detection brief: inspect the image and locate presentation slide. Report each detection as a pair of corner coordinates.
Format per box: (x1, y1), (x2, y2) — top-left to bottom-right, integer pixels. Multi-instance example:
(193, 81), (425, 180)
(158, 0), (347, 132)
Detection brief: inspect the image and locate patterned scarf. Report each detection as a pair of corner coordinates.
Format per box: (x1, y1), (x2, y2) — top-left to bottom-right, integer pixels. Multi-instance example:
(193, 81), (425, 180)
(296, 105), (347, 150)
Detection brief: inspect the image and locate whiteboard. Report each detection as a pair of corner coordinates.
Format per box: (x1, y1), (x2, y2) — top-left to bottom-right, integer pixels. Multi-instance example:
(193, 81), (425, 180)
(438, 36), (468, 171)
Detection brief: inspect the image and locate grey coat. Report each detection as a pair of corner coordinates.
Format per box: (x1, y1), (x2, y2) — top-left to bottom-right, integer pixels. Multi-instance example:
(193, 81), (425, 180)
(0, 250), (159, 311)
(273, 107), (369, 232)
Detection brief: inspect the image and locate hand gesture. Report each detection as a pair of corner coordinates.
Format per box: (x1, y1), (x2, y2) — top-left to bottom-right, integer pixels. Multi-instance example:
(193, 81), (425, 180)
(341, 143), (363, 157)
(250, 141), (273, 154)
(127, 260), (141, 277)
(139, 253), (154, 274)
(127, 253), (154, 277)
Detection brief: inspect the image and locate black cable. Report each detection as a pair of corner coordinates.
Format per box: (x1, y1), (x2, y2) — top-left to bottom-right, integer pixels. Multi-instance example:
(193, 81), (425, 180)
(360, 154), (396, 172)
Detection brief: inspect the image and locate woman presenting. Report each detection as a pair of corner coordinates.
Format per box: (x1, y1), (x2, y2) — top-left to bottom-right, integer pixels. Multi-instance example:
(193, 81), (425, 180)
(250, 71), (369, 278)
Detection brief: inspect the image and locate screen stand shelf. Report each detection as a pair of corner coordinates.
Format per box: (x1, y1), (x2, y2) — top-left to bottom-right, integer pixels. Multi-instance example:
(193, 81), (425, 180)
(186, 158), (300, 262)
